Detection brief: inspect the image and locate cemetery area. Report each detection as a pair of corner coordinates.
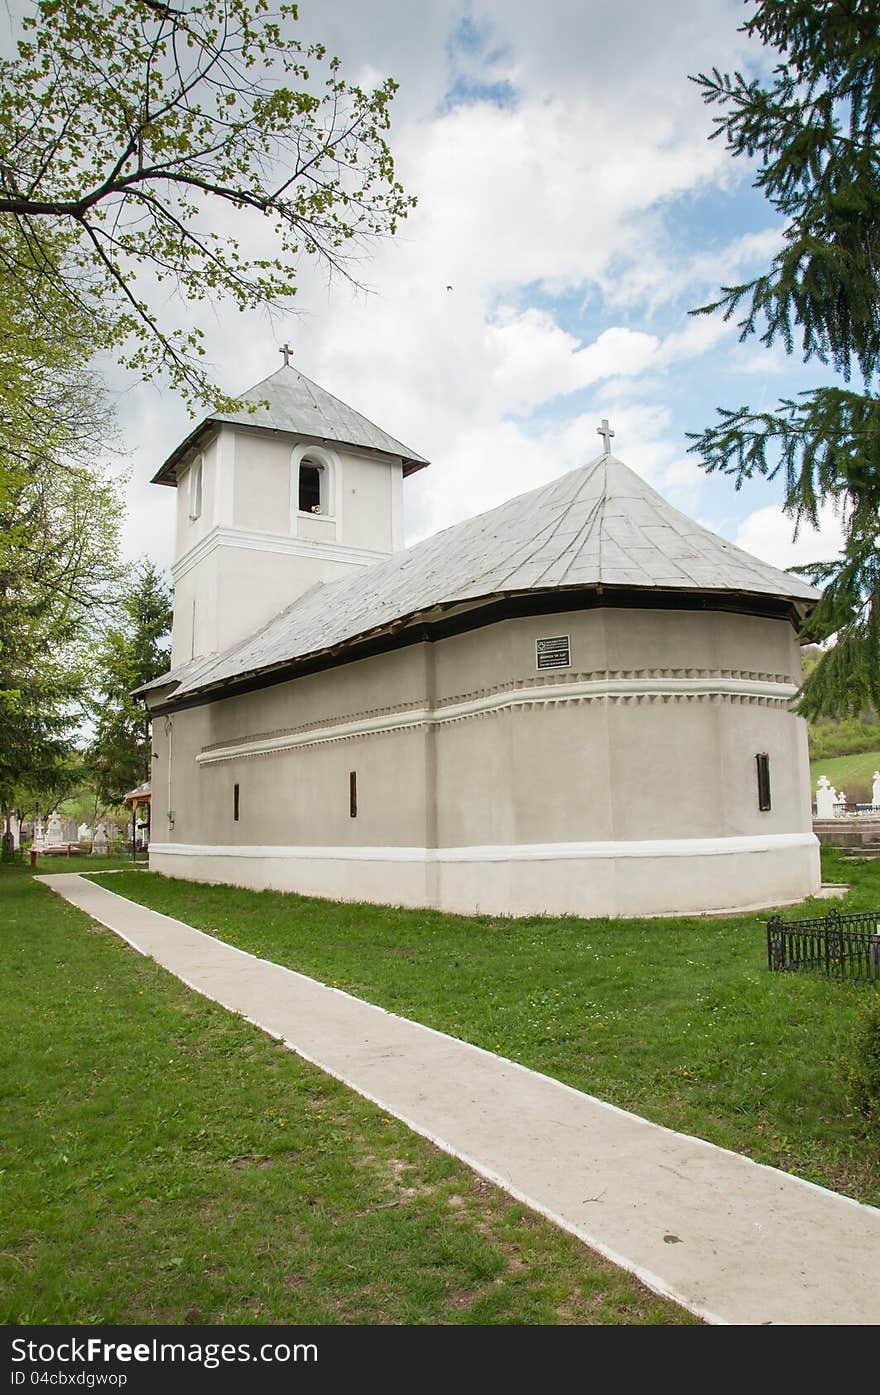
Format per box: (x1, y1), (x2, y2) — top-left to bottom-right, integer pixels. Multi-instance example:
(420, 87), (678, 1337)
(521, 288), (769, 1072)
(811, 751), (880, 814)
(0, 863), (690, 1326)
(807, 703), (880, 808)
(2, 791), (150, 866)
(93, 845), (880, 1211)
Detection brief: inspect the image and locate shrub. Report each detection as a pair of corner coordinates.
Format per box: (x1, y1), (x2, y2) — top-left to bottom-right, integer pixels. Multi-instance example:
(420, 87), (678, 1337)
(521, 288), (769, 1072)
(847, 991), (880, 1124)
(808, 717), (880, 760)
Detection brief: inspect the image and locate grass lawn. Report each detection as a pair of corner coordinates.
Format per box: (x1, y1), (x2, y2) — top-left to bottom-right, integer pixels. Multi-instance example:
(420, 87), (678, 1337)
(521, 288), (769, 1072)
(0, 865), (689, 1325)
(92, 848), (880, 1209)
(809, 750), (880, 803)
(9, 852), (149, 874)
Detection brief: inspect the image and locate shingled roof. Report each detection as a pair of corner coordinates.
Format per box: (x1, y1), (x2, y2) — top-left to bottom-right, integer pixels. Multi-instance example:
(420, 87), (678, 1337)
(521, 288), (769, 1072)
(151, 362), (429, 484)
(143, 453), (820, 706)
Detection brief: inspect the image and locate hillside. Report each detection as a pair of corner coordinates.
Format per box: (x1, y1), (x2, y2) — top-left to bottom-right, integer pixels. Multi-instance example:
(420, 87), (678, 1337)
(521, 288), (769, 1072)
(808, 750), (880, 804)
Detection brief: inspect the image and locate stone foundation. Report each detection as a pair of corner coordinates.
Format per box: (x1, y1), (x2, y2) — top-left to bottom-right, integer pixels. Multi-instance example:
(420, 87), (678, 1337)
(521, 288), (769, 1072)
(812, 817), (880, 849)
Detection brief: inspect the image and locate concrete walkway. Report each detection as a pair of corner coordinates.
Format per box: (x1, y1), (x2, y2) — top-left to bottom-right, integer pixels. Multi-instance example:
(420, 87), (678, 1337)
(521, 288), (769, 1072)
(39, 872), (880, 1326)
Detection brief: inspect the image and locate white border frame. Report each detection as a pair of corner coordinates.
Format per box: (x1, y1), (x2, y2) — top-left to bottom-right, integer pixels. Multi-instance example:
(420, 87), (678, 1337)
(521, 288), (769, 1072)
(535, 633), (571, 672)
(290, 443), (340, 530)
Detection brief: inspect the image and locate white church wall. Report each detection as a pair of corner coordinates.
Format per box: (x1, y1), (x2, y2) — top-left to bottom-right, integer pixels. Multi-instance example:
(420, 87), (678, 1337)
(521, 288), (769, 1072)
(169, 426), (401, 663)
(297, 513), (337, 544)
(228, 430), (396, 555)
(150, 604), (820, 916)
(155, 642), (430, 849)
(500, 700), (617, 845)
(599, 606), (801, 684)
(232, 431), (293, 534)
(169, 544), (220, 666)
(174, 434), (218, 553)
(201, 643), (428, 751)
(714, 700), (813, 835)
(171, 530), (394, 663)
(429, 834), (818, 917)
(340, 454), (396, 554)
(148, 836), (819, 918)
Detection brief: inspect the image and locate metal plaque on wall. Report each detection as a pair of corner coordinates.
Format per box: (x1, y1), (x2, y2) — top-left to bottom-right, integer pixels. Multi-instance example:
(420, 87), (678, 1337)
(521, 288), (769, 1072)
(535, 635), (571, 671)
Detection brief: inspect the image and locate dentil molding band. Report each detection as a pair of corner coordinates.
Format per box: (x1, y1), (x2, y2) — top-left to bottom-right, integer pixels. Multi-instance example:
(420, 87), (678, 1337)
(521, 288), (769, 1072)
(195, 674), (800, 765)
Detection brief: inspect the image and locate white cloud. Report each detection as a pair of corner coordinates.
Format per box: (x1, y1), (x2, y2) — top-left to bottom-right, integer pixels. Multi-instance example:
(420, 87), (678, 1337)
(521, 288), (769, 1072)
(734, 502), (845, 571)
(103, 0), (795, 580)
(728, 343), (792, 376)
(599, 221), (786, 314)
(483, 311), (660, 414)
(657, 314), (733, 364)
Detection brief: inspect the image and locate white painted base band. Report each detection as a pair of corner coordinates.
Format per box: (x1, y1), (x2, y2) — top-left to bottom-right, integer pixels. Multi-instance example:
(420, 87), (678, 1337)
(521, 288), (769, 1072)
(150, 833), (816, 862)
(149, 833), (821, 918)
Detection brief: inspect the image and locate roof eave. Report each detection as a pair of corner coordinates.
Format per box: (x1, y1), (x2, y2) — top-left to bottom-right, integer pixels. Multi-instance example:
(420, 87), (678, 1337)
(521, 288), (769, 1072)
(151, 417), (429, 486)
(156, 581), (817, 714)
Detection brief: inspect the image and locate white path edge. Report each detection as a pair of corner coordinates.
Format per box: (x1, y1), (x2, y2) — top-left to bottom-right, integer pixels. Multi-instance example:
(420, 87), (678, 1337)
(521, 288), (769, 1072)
(38, 873), (880, 1327)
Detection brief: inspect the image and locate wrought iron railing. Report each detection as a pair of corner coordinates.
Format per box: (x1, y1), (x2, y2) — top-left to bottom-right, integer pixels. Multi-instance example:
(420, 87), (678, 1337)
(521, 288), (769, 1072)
(767, 909), (880, 980)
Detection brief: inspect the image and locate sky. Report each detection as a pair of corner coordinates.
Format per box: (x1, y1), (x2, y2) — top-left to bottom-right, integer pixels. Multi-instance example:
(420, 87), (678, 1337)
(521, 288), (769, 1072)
(104, 0), (846, 577)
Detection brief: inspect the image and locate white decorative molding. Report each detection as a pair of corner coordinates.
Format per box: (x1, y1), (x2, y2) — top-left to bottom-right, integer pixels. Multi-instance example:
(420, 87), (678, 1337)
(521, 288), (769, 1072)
(188, 453), (203, 521)
(391, 463), (404, 551)
(213, 427), (235, 528)
(197, 674), (800, 765)
(150, 832), (818, 863)
(172, 523), (391, 583)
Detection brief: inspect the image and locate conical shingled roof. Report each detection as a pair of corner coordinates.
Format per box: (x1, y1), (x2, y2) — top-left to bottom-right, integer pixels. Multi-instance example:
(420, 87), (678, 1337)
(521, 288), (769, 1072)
(152, 363), (429, 483)
(153, 453), (819, 703)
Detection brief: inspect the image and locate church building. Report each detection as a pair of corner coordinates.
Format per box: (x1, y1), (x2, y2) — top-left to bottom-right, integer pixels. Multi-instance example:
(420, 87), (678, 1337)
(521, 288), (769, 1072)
(139, 359), (821, 918)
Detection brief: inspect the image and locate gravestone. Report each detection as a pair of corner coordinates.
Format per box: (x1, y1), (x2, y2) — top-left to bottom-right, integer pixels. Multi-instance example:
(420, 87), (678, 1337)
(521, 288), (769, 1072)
(873, 771), (880, 809)
(816, 775), (840, 819)
(78, 823), (92, 844)
(91, 821), (109, 855)
(45, 812), (64, 846)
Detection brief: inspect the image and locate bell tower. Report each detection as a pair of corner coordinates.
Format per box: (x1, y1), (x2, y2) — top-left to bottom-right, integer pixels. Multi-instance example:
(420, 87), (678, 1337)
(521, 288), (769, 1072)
(152, 354), (429, 665)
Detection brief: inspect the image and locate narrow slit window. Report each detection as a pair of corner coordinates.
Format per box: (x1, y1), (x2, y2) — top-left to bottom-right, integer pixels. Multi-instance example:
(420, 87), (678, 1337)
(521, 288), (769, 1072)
(349, 771), (357, 819)
(299, 461), (322, 513)
(233, 782), (240, 822)
(756, 754), (771, 812)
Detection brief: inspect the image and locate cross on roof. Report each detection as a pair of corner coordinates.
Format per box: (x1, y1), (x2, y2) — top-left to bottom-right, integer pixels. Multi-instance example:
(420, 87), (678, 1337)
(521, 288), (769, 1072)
(596, 418), (615, 454)
(280, 343), (293, 367)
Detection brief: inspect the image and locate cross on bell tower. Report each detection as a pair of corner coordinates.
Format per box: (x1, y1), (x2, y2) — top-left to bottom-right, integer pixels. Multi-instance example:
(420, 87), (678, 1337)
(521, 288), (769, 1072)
(280, 343), (293, 367)
(596, 418), (615, 454)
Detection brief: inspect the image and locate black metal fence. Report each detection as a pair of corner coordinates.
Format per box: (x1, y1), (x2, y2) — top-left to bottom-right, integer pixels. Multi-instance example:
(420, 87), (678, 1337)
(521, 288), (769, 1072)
(767, 909), (880, 981)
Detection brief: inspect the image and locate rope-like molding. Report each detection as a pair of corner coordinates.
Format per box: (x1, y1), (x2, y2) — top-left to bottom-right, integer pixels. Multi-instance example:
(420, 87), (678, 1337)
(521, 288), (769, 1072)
(197, 675), (799, 765)
(200, 664), (800, 754)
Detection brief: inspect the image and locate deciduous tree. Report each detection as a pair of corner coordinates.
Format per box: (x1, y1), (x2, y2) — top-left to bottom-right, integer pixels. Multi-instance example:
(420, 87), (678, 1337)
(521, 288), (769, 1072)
(0, 225), (123, 820)
(0, 0), (415, 408)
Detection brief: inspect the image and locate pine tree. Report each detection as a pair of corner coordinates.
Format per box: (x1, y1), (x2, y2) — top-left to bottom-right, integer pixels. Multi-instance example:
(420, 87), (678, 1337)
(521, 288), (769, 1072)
(688, 0), (880, 717)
